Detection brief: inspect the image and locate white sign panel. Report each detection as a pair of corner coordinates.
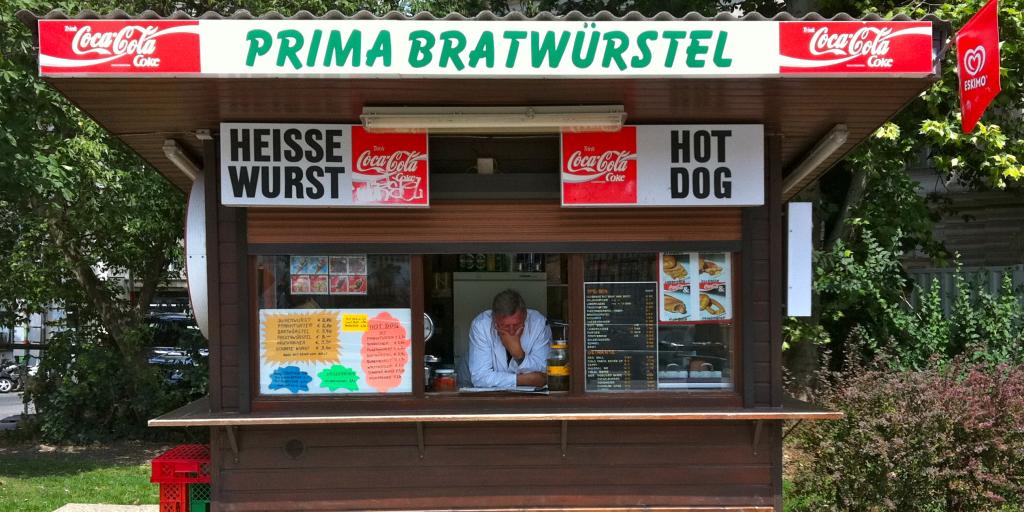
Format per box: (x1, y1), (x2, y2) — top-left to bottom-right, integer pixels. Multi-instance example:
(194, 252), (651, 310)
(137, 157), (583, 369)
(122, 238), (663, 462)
(636, 125), (764, 206)
(220, 123), (429, 207)
(787, 202), (813, 317)
(201, 21), (779, 78)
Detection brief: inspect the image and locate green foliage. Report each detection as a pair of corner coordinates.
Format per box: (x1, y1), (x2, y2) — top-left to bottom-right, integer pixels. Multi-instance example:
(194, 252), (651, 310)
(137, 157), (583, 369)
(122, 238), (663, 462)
(814, 0), (1024, 188)
(23, 326), (208, 443)
(809, 227), (1024, 370)
(789, 360), (1024, 511)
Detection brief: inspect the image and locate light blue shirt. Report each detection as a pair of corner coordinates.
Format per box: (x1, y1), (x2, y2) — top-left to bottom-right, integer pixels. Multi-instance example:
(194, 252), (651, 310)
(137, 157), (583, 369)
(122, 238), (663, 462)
(468, 309), (551, 389)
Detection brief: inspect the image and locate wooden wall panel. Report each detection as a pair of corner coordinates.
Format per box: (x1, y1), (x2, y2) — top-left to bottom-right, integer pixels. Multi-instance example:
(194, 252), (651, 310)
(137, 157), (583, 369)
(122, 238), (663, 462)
(211, 422), (779, 511)
(248, 202), (742, 245)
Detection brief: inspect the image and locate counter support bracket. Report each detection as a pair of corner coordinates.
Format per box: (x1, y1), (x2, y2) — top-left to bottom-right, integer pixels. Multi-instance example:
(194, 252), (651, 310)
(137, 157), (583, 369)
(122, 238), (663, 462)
(560, 421), (568, 458)
(416, 422), (425, 460)
(225, 426), (239, 463)
(751, 420), (763, 456)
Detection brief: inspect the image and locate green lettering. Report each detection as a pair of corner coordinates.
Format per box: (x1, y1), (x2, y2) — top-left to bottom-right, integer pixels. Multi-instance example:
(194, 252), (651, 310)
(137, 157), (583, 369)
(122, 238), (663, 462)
(306, 29), (322, 68)
(408, 30), (434, 68)
(571, 30), (599, 68)
(601, 31), (628, 70)
(277, 29), (304, 70)
(367, 31), (391, 67)
(530, 31), (570, 68)
(712, 31), (732, 67)
(503, 31), (527, 68)
(686, 30), (712, 68)
(439, 30), (467, 70)
(662, 31), (687, 67)
(630, 30), (657, 68)
(245, 29), (272, 67)
(468, 31), (495, 68)
(325, 30), (361, 67)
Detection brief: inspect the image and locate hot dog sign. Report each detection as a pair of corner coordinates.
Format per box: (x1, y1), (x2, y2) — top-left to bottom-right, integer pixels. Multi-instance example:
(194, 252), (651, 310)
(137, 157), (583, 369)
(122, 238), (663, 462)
(561, 125), (764, 207)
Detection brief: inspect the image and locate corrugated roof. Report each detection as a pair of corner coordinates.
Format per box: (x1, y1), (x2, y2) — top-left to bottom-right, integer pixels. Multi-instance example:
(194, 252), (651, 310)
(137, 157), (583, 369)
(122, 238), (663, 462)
(17, 8), (948, 24)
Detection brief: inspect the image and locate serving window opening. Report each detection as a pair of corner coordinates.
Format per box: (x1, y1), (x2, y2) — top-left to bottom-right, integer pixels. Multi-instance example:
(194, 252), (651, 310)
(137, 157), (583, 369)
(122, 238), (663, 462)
(252, 250), (736, 398)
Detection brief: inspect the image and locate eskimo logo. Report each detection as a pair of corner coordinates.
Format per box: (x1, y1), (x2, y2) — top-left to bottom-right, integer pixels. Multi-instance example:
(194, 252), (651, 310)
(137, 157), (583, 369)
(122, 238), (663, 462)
(963, 46), (986, 76)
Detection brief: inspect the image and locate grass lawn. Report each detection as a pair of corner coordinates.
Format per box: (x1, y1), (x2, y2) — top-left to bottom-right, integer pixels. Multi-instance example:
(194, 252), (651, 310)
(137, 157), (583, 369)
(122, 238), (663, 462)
(0, 441), (167, 512)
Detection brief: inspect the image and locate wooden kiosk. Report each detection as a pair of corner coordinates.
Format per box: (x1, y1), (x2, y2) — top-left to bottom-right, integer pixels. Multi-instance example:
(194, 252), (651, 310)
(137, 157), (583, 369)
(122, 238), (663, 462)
(22, 9), (946, 511)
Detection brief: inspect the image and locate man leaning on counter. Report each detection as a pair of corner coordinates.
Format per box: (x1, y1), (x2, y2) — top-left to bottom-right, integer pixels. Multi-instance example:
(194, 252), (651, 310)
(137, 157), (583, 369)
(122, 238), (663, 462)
(467, 289), (551, 388)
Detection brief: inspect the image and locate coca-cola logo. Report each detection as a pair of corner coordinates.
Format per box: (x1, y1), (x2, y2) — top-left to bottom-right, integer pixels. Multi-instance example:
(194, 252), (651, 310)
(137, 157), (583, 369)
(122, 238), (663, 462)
(39, 21), (200, 71)
(780, 22), (933, 73)
(809, 26), (893, 58)
(355, 150), (426, 176)
(563, 150), (636, 183)
(71, 25), (159, 57)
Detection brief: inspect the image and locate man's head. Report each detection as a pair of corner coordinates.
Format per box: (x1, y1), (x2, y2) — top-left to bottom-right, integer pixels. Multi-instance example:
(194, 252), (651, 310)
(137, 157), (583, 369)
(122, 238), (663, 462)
(492, 289), (527, 335)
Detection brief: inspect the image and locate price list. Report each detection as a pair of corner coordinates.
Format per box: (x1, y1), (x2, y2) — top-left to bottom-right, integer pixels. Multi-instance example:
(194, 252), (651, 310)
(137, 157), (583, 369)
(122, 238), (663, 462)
(584, 282), (659, 391)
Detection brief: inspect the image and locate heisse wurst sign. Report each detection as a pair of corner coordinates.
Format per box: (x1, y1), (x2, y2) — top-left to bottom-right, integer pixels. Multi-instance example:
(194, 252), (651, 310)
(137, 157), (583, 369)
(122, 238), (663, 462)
(562, 125), (763, 207)
(220, 123), (428, 207)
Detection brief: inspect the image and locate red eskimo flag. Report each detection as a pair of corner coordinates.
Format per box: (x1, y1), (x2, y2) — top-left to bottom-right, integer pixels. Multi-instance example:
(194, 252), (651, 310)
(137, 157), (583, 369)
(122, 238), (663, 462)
(957, 0), (1002, 133)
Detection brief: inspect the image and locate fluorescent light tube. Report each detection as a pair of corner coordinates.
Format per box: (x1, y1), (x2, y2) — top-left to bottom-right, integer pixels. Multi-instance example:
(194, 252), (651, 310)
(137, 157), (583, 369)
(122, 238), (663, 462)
(360, 106), (627, 134)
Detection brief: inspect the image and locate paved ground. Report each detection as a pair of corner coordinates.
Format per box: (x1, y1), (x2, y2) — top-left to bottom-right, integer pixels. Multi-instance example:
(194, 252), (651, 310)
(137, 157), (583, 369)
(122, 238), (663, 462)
(0, 391), (34, 430)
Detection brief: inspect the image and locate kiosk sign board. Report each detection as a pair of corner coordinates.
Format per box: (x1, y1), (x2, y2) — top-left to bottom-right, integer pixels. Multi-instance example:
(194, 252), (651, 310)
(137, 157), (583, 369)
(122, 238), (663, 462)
(220, 123), (429, 207)
(38, 20), (934, 78)
(561, 125), (764, 206)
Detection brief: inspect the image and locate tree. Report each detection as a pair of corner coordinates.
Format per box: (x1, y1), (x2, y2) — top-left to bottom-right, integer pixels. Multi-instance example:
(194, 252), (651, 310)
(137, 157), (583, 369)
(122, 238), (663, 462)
(785, 0), (1024, 380)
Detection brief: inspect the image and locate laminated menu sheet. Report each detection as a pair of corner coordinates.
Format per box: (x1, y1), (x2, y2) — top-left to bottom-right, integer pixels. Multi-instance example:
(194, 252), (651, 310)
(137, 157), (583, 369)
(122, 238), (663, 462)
(658, 252), (732, 323)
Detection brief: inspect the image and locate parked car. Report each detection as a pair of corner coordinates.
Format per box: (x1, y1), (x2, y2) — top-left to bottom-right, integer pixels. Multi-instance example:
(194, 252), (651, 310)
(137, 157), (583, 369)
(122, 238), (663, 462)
(146, 313), (208, 384)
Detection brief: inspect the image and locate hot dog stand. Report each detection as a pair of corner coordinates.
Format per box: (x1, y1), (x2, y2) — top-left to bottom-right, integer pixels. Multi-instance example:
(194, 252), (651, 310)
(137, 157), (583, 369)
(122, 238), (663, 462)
(20, 8), (947, 511)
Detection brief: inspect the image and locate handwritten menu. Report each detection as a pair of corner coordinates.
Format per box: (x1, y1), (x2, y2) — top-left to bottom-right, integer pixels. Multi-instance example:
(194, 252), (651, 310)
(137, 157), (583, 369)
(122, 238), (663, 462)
(584, 282), (659, 391)
(259, 308), (412, 395)
(262, 311), (339, 364)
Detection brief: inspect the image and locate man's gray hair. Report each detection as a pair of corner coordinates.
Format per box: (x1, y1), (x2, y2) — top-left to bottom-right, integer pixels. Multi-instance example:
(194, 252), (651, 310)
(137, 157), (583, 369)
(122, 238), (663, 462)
(492, 289), (527, 317)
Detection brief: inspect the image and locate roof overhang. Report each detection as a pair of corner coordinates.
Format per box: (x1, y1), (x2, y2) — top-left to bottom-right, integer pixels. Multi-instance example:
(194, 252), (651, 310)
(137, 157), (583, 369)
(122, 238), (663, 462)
(18, 10), (951, 197)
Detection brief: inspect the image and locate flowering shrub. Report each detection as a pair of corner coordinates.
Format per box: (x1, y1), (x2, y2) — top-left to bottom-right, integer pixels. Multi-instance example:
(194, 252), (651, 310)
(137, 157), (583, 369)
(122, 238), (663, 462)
(789, 361), (1024, 511)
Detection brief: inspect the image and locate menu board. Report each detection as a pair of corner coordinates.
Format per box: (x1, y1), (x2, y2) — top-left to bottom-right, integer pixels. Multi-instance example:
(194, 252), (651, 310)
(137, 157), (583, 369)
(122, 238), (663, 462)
(259, 308), (412, 395)
(584, 282), (659, 391)
(659, 252), (732, 323)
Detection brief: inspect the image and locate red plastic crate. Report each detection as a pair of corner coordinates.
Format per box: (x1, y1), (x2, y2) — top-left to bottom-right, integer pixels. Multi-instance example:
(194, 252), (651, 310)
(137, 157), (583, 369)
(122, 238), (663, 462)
(159, 482), (189, 512)
(151, 444), (211, 484)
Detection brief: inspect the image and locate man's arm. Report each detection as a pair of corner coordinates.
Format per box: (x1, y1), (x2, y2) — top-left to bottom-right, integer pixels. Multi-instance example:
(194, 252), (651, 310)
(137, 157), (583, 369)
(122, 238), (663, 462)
(517, 314), (552, 374)
(467, 316), (516, 389)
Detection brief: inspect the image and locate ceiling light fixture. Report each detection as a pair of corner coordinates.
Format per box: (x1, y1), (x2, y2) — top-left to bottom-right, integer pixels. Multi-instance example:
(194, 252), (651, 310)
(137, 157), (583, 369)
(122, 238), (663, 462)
(360, 105), (627, 134)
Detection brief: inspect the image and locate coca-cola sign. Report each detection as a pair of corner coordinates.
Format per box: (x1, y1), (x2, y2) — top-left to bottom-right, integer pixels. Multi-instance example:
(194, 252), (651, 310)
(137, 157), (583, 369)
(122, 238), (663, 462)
(351, 128), (429, 206)
(220, 123), (428, 207)
(38, 20), (200, 75)
(563, 125), (764, 207)
(779, 21), (934, 74)
(561, 128), (638, 205)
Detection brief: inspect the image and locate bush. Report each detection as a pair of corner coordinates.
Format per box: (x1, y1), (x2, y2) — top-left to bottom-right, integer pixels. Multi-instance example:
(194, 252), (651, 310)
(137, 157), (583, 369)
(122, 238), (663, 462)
(789, 360), (1024, 511)
(24, 325), (207, 443)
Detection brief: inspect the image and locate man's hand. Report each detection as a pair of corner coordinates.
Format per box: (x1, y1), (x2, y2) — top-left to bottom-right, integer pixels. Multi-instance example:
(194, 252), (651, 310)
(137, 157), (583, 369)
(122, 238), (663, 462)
(516, 371), (547, 387)
(497, 323), (525, 360)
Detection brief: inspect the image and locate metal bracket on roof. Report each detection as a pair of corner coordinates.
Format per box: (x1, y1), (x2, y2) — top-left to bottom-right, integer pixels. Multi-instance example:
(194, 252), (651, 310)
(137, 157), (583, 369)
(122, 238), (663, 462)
(195, 129), (213, 141)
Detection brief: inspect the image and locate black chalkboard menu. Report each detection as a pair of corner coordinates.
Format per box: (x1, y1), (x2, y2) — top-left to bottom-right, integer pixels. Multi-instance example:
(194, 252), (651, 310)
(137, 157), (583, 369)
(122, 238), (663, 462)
(584, 282), (659, 391)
